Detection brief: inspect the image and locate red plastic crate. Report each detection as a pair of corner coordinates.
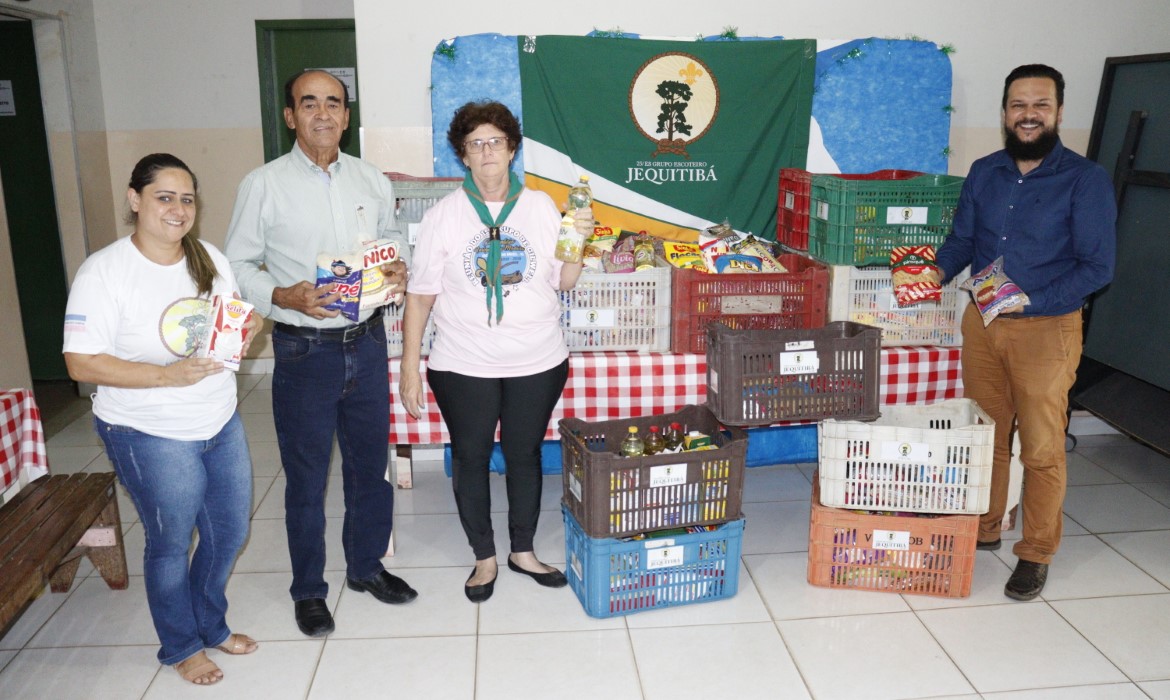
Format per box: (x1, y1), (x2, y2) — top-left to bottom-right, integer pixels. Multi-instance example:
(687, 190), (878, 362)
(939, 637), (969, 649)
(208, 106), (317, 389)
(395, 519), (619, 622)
(777, 170), (923, 253)
(670, 253), (829, 355)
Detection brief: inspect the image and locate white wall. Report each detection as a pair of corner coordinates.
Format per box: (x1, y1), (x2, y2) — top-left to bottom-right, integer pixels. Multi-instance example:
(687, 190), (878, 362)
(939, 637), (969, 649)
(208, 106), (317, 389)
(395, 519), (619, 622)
(353, 0), (1170, 176)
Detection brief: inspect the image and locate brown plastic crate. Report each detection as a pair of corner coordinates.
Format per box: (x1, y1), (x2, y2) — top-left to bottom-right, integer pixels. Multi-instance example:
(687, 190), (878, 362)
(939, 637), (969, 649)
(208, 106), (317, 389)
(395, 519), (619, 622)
(807, 475), (978, 598)
(559, 404), (747, 539)
(670, 254), (829, 355)
(705, 321), (881, 426)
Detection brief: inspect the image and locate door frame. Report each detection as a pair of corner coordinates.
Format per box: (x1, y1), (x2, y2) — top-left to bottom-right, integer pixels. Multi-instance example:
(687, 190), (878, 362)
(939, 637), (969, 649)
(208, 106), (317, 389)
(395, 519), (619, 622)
(255, 18), (357, 163)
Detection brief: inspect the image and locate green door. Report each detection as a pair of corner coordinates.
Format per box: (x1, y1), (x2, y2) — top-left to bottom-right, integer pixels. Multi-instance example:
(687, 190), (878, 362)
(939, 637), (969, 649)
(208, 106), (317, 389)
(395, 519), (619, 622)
(255, 20), (361, 163)
(0, 21), (70, 379)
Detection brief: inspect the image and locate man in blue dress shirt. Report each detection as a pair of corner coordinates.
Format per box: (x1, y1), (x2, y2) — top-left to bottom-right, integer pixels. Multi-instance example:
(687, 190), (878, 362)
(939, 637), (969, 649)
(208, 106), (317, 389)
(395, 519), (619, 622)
(934, 64), (1116, 601)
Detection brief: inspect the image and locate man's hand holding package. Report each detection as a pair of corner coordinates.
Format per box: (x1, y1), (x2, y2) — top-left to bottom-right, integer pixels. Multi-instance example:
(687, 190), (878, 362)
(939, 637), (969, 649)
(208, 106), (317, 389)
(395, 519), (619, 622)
(273, 281), (341, 320)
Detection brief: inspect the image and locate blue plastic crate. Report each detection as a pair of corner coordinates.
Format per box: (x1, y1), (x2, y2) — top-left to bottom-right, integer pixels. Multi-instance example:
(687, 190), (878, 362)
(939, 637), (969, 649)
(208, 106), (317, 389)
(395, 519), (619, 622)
(563, 505), (744, 618)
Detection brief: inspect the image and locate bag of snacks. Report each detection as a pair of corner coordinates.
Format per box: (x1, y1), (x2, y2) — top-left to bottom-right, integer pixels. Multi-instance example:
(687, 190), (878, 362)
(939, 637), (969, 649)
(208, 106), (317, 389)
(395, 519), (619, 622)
(890, 245), (942, 306)
(961, 256), (1030, 325)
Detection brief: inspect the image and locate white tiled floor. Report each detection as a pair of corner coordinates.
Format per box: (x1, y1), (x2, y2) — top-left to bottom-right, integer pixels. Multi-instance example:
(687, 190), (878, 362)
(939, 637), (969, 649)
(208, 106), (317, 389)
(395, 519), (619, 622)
(4, 372), (1170, 699)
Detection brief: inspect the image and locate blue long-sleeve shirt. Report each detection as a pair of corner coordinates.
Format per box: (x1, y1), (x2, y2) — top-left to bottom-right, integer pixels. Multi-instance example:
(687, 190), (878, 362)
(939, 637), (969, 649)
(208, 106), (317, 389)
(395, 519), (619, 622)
(936, 139), (1116, 316)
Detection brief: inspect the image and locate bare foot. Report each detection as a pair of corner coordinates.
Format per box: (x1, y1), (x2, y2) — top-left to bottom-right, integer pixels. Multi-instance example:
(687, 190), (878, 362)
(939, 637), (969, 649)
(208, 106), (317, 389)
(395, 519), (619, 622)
(467, 557), (498, 587)
(175, 651), (223, 685)
(508, 551), (557, 574)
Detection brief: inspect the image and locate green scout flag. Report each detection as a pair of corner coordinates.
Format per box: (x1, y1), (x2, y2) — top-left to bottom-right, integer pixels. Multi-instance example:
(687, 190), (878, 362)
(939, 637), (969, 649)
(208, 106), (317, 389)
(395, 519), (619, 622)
(518, 35), (815, 241)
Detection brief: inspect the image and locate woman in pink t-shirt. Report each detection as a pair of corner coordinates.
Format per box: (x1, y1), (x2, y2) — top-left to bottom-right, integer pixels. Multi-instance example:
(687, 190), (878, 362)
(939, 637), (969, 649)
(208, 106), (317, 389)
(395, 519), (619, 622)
(400, 101), (582, 603)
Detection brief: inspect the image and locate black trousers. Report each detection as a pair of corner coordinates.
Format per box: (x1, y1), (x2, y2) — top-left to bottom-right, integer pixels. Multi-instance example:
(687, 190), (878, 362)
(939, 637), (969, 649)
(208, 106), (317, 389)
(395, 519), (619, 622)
(427, 360), (569, 560)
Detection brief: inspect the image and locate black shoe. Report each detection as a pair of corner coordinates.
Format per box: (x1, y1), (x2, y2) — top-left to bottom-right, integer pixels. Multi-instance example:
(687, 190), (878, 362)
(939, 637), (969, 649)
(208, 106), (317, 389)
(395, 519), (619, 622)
(465, 567), (497, 603)
(507, 557), (567, 588)
(294, 598), (335, 637)
(976, 538), (1002, 551)
(346, 570), (418, 605)
(1005, 559), (1048, 601)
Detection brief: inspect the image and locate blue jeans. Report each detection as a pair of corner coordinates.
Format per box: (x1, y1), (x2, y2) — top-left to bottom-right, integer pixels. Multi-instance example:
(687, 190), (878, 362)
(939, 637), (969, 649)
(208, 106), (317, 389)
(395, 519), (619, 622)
(271, 320), (394, 601)
(96, 412), (252, 666)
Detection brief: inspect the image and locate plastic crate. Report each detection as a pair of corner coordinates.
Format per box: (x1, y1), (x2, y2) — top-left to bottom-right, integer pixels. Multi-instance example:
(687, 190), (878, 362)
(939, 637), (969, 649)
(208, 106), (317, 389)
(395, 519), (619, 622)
(559, 404), (747, 539)
(778, 169), (923, 252)
(705, 321), (881, 427)
(564, 505), (744, 618)
(670, 254), (829, 355)
(560, 260), (672, 353)
(807, 475), (978, 598)
(384, 303), (436, 358)
(818, 399), (994, 514)
(828, 264), (967, 347)
(808, 173), (964, 266)
(386, 173), (462, 246)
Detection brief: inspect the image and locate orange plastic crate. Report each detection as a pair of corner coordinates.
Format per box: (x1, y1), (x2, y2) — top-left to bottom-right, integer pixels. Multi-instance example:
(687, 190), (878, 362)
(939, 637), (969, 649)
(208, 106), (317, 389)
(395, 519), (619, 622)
(670, 254), (828, 355)
(807, 475), (978, 598)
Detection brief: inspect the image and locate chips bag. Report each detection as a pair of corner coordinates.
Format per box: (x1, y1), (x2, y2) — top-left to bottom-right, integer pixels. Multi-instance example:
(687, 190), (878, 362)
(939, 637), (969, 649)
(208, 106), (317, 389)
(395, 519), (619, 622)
(890, 245), (942, 306)
(315, 252), (362, 321)
(961, 256), (1030, 325)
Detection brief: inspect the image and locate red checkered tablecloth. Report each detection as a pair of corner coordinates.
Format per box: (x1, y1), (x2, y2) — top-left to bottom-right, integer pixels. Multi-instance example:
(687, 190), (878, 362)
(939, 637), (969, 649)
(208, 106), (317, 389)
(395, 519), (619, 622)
(1, 389), (51, 495)
(388, 347), (961, 444)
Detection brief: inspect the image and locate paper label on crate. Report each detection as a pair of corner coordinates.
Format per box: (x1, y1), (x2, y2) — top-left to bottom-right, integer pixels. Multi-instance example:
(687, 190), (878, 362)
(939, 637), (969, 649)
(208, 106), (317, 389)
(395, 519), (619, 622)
(569, 308), (616, 328)
(721, 295), (782, 314)
(886, 206), (928, 225)
(709, 368), (719, 392)
(872, 529), (911, 550)
(784, 191), (795, 210)
(880, 440), (931, 462)
(784, 340), (815, 351)
(649, 464), (688, 488)
(408, 222), (421, 246)
(570, 552), (583, 582)
(780, 350), (819, 375)
(569, 474), (582, 502)
(645, 544), (684, 570)
(816, 201), (829, 220)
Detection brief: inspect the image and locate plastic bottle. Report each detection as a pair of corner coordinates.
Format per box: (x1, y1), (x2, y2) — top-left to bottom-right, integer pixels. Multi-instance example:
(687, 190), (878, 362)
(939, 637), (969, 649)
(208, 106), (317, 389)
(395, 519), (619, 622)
(643, 425), (665, 455)
(663, 422), (684, 453)
(619, 426), (645, 457)
(567, 175), (593, 214)
(554, 212), (585, 263)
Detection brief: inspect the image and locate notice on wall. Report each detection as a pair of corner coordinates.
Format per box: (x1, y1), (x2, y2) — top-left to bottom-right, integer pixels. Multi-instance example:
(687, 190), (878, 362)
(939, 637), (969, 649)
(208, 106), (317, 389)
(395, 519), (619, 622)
(0, 81), (15, 116)
(314, 68), (357, 102)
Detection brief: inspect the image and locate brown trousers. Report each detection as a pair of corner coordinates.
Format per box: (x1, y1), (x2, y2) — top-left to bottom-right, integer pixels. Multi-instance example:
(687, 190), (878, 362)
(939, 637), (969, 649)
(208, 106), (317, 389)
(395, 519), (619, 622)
(960, 304), (1083, 564)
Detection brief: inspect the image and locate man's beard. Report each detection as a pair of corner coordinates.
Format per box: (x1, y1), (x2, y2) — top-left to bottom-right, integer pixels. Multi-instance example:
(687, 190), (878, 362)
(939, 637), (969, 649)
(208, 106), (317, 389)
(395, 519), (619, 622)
(1004, 122), (1059, 162)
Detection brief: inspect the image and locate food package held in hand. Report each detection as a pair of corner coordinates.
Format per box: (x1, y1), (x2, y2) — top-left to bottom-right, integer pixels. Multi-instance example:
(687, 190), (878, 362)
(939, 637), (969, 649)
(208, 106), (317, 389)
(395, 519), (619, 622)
(890, 245), (943, 306)
(961, 256), (1030, 325)
(199, 295), (254, 371)
(315, 252), (362, 322)
(359, 238), (403, 309)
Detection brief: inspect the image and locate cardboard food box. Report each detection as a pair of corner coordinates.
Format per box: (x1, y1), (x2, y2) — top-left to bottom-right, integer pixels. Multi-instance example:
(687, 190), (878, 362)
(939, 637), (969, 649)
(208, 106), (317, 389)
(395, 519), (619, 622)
(200, 295), (254, 371)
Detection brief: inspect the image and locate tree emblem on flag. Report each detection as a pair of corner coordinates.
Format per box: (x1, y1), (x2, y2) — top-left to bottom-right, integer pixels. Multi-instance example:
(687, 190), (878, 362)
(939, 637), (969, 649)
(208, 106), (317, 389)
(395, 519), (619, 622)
(629, 52), (719, 160)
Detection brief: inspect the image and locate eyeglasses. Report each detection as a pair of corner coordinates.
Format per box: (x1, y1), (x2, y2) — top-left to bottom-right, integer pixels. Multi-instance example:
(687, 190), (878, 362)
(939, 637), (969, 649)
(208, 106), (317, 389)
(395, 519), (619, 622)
(464, 137), (509, 154)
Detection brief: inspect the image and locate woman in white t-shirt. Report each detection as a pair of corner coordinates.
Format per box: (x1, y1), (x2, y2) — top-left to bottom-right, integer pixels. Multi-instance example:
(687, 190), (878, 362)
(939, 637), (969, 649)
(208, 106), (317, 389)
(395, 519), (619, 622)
(399, 102), (583, 603)
(62, 154), (262, 685)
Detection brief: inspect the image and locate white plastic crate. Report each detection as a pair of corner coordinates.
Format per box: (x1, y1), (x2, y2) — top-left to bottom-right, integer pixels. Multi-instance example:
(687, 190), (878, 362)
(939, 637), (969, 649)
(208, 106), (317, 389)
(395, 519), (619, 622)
(818, 398), (994, 515)
(828, 265), (967, 347)
(387, 174), (462, 247)
(560, 259), (672, 353)
(384, 303), (435, 358)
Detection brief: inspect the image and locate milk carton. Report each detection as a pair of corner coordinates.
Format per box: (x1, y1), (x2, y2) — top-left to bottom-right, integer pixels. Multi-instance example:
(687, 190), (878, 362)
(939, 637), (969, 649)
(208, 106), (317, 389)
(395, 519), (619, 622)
(200, 295), (254, 371)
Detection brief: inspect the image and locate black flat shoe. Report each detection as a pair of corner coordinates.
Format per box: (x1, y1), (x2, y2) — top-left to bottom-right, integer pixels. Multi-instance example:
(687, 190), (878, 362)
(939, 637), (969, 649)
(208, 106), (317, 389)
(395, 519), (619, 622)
(346, 570), (419, 605)
(294, 598), (335, 637)
(465, 567), (497, 603)
(507, 557), (567, 588)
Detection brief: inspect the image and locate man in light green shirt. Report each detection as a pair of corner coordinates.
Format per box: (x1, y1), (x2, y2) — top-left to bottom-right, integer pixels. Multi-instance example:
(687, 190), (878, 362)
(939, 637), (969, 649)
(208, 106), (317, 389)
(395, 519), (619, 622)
(224, 70), (417, 639)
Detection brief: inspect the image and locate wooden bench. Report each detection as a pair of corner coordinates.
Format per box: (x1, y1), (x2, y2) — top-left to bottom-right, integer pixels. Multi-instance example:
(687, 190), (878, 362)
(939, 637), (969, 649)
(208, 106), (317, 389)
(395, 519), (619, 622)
(0, 473), (129, 637)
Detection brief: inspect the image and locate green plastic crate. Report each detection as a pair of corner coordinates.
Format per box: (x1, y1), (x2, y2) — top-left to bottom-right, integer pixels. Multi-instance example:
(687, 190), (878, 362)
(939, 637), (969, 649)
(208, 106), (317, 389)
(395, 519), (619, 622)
(808, 174), (964, 266)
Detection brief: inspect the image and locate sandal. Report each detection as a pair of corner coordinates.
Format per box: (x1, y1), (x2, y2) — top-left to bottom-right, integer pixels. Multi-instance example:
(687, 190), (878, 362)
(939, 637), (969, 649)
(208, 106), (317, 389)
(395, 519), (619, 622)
(175, 651), (223, 685)
(215, 632), (259, 655)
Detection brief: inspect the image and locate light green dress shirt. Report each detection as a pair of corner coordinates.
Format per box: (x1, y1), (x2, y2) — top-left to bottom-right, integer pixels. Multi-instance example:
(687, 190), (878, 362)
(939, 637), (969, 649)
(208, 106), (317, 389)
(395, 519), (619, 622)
(224, 141), (411, 327)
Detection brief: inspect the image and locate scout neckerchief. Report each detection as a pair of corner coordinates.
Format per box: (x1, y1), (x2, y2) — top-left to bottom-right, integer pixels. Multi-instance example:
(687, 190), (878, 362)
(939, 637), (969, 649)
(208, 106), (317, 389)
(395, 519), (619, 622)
(462, 170), (523, 325)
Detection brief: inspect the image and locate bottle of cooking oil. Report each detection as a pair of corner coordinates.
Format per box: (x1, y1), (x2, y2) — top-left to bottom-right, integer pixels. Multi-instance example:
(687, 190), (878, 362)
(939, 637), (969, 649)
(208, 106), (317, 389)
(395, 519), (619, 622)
(643, 425), (665, 455)
(619, 426), (645, 457)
